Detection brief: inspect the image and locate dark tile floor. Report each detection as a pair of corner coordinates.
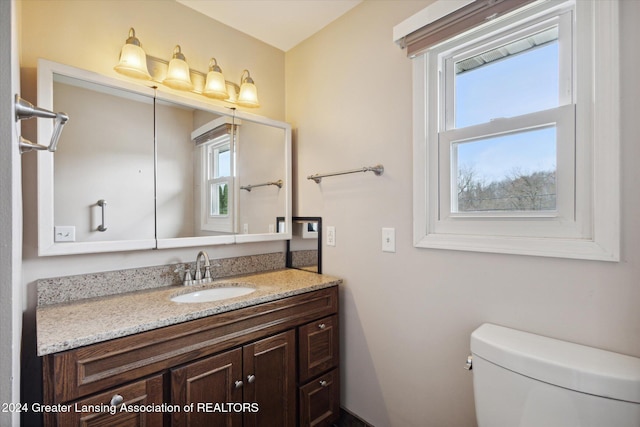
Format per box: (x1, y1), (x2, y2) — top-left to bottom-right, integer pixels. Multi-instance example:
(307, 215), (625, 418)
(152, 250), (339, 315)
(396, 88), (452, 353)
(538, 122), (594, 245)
(335, 408), (374, 427)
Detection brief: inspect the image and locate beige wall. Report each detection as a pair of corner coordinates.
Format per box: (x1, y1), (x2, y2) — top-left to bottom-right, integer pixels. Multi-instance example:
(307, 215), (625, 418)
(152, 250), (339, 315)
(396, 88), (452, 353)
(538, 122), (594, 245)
(18, 2), (287, 420)
(286, 1), (640, 426)
(19, 0), (287, 275)
(16, 1), (640, 426)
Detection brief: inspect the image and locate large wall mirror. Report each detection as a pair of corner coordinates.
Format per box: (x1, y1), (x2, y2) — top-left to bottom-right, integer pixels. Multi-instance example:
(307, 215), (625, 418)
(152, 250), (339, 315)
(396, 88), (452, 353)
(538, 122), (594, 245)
(37, 59), (291, 256)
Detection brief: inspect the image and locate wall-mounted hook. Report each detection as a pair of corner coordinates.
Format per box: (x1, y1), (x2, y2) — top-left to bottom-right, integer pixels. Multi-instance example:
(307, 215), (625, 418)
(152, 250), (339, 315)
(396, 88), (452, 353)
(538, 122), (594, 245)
(15, 94), (69, 154)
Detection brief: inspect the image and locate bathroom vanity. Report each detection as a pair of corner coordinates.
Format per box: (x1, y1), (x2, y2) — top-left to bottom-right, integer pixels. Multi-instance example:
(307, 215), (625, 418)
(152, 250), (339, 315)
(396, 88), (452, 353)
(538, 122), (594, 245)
(37, 269), (341, 427)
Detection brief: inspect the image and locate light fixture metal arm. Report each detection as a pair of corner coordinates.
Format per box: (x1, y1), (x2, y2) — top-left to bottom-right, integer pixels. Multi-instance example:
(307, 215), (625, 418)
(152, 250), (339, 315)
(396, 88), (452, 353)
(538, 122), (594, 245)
(15, 94), (69, 154)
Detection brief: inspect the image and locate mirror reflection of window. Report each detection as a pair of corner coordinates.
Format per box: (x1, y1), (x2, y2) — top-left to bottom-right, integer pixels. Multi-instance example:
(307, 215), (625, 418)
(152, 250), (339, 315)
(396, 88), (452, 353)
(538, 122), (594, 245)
(193, 117), (237, 234)
(206, 137), (231, 217)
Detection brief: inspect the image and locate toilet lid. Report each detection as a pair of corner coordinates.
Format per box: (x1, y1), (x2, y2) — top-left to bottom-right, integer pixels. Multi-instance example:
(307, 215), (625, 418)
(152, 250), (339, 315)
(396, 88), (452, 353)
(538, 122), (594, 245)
(471, 323), (640, 404)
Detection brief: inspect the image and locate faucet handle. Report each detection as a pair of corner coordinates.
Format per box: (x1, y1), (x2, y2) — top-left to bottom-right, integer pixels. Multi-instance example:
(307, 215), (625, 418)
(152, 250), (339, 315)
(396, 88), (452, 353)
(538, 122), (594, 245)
(174, 266), (194, 286)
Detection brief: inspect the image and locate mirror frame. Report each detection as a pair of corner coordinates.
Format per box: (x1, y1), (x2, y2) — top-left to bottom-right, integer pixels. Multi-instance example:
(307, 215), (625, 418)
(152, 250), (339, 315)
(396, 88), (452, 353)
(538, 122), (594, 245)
(36, 59), (291, 256)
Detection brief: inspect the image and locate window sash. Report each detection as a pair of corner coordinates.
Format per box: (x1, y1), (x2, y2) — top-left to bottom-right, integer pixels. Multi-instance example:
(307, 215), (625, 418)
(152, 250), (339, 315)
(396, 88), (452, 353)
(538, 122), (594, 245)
(440, 8), (574, 132)
(436, 105), (576, 236)
(208, 178), (230, 217)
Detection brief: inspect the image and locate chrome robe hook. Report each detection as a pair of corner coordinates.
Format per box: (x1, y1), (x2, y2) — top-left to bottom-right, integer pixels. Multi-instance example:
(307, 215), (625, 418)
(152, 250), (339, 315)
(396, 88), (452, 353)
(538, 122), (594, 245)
(14, 94), (69, 154)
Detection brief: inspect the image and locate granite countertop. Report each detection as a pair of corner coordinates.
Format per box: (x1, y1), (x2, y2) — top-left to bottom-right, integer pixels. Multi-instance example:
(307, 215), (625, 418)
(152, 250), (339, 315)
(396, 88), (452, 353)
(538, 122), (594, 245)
(36, 269), (341, 356)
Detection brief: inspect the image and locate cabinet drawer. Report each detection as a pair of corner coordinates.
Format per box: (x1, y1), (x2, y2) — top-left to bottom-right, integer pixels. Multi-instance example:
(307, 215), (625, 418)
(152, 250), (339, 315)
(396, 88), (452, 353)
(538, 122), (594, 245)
(299, 368), (340, 427)
(299, 314), (339, 382)
(53, 374), (164, 427)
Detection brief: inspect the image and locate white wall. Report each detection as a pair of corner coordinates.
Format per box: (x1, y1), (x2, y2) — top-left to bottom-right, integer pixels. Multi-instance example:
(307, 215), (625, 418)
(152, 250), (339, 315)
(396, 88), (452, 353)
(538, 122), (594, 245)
(286, 1), (640, 425)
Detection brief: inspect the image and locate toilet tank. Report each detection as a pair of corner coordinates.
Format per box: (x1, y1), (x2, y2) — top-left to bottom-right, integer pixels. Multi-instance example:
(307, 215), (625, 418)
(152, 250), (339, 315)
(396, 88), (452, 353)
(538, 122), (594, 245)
(470, 323), (640, 427)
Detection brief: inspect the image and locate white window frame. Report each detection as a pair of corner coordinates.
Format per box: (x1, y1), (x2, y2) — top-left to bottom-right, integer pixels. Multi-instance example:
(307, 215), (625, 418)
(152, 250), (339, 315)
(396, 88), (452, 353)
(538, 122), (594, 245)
(412, 0), (620, 261)
(200, 133), (235, 233)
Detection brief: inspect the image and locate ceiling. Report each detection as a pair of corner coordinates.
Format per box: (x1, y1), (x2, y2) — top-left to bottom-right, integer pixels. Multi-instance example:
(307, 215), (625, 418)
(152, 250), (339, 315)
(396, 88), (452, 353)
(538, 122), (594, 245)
(176, 0), (363, 52)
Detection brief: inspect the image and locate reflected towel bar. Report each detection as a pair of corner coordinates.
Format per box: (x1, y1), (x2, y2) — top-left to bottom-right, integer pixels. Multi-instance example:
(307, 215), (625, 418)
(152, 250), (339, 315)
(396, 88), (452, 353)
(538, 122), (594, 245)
(240, 179), (283, 192)
(307, 164), (384, 184)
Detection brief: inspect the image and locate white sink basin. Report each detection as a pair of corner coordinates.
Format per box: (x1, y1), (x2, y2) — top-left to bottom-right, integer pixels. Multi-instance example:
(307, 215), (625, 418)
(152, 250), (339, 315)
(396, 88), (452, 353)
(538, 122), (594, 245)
(171, 285), (256, 303)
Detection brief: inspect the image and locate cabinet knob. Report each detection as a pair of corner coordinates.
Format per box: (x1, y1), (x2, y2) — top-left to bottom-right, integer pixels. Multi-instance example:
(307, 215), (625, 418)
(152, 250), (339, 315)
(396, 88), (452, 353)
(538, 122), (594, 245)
(319, 380), (328, 387)
(247, 374), (256, 384)
(318, 323), (326, 329)
(234, 380), (244, 388)
(110, 394), (124, 406)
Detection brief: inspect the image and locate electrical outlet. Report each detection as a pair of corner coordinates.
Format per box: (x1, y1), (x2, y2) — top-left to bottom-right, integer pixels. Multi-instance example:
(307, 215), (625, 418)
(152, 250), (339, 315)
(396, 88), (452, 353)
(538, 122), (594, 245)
(268, 224), (275, 233)
(382, 227), (395, 253)
(54, 226), (76, 242)
(326, 226), (336, 246)
(243, 223), (249, 234)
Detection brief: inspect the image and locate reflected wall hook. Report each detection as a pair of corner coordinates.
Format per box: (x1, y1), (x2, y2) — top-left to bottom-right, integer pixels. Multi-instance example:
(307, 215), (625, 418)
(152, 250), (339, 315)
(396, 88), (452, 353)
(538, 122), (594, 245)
(240, 179), (283, 192)
(14, 94), (69, 154)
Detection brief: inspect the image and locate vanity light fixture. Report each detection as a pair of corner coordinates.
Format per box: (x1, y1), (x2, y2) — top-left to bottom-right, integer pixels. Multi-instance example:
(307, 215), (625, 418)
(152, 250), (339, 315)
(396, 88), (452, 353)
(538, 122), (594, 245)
(114, 28), (260, 107)
(237, 69), (260, 108)
(203, 58), (229, 100)
(114, 28), (151, 80)
(163, 45), (194, 91)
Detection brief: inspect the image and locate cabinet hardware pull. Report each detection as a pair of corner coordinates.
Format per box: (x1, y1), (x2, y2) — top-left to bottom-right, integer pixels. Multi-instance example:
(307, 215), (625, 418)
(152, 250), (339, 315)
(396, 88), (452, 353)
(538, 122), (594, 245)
(97, 199), (107, 232)
(110, 394), (124, 406)
(247, 374), (256, 384)
(318, 323), (326, 329)
(319, 380), (328, 387)
(235, 380), (244, 388)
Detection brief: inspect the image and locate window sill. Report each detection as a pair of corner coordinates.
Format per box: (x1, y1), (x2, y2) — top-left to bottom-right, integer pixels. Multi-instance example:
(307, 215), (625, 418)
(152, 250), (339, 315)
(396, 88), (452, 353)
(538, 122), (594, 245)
(415, 233), (619, 262)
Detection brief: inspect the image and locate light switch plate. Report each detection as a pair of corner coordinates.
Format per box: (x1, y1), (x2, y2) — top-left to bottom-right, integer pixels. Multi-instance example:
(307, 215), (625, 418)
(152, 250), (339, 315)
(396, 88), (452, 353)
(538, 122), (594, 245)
(327, 226), (336, 246)
(382, 227), (395, 252)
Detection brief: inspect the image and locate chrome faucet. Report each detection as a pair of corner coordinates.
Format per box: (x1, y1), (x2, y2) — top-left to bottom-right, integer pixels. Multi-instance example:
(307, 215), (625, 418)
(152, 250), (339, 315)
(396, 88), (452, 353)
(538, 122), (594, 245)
(194, 251), (213, 285)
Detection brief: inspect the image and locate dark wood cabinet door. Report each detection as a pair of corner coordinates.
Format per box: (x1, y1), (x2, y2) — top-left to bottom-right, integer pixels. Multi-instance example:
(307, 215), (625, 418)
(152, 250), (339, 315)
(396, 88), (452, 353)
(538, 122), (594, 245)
(242, 330), (296, 427)
(54, 374), (164, 427)
(299, 368), (340, 427)
(299, 315), (339, 383)
(171, 348), (243, 427)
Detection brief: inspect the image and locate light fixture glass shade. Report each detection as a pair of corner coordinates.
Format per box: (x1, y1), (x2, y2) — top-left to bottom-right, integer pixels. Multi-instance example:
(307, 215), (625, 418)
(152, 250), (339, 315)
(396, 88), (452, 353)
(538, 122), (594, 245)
(226, 83), (239, 104)
(163, 45), (193, 91)
(114, 28), (151, 80)
(237, 70), (260, 108)
(203, 58), (229, 99)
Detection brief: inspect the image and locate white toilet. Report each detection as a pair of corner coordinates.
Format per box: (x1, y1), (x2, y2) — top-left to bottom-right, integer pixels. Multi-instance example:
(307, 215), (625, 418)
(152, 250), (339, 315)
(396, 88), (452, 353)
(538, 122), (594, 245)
(470, 323), (640, 427)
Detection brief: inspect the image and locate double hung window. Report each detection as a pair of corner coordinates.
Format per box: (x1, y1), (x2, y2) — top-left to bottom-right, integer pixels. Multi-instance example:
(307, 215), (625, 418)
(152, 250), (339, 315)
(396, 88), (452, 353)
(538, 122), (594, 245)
(198, 127), (235, 233)
(407, 0), (620, 260)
